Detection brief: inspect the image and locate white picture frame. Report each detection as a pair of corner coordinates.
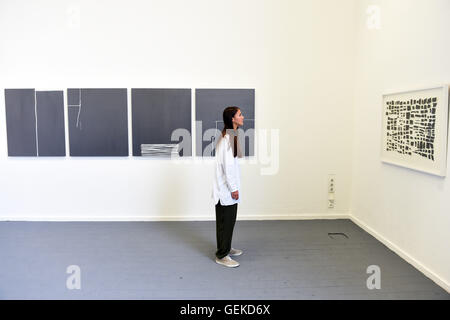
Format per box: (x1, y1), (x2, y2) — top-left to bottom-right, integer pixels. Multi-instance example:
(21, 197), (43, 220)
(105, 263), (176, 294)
(381, 85), (450, 177)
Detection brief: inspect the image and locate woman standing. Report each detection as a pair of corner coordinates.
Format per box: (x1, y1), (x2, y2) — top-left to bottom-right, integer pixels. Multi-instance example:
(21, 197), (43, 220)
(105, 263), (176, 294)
(212, 106), (244, 268)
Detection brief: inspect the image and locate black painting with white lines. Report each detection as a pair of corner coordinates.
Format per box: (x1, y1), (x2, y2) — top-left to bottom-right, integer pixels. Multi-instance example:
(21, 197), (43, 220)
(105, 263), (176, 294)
(195, 89), (255, 157)
(131, 88), (191, 157)
(67, 88), (129, 156)
(4, 87), (257, 159)
(4, 89), (66, 157)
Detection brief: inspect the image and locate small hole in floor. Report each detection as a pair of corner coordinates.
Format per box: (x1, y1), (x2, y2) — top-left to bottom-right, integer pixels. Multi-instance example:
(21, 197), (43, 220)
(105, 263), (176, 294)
(328, 232), (349, 239)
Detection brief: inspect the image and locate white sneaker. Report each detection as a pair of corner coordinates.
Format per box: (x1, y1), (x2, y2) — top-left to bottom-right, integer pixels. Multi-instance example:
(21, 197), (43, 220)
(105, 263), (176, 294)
(215, 255), (240, 268)
(229, 248), (243, 256)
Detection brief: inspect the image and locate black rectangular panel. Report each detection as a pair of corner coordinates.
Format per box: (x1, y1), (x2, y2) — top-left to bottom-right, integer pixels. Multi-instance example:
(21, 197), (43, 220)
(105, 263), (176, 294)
(195, 89), (255, 157)
(68, 88), (129, 156)
(36, 91), (66, 156)
(4, 89), (37, 156)
(132, 89), (191, 157)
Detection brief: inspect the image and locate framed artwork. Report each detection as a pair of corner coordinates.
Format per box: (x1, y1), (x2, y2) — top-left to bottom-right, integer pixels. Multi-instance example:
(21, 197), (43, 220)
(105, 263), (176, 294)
(195, 89), (255, 157)
(381, 85), (449, 176)
(67, 88), (129, 156)
(131, 88), (191, 157)
(5, 89), (66, 156)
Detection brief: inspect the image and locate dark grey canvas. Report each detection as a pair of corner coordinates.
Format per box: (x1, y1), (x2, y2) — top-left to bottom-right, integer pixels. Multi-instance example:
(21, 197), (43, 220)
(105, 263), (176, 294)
(195, 89), (255, 157)
(4, 89), (37, 156)
(67, 88), (129, 156)
(131, 88), (192, 157)
(67, 88), (80, 105)
(36, 91), (66, 156)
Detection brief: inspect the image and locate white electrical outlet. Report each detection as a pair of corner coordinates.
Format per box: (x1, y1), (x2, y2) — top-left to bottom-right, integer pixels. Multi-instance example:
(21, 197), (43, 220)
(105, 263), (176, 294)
(328, 192), (335, 208)
(328, 199), (335, 208)
(328, 174), (336, 193)
(328, 174), (336, 209)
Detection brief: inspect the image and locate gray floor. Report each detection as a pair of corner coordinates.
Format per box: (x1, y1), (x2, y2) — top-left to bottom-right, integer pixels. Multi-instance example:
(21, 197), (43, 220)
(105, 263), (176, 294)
(0, 219), (448, 300)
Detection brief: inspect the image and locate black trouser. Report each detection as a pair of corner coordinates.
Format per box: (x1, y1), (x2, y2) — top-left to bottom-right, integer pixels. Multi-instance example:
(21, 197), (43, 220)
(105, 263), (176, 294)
(215, 200), (238, 259)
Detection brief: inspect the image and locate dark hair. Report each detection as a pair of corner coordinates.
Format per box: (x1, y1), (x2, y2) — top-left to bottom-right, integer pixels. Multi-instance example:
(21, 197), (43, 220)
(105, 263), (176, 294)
(221, 106), (240, 158)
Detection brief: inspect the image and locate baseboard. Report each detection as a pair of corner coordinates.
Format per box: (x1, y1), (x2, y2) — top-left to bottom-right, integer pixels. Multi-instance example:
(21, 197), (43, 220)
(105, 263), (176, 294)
(0, 213), (350, 222)
(349, 214), (450, 294)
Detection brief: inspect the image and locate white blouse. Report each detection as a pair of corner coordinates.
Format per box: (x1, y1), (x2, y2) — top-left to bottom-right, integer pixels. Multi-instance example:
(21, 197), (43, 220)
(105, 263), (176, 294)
(211, 133), (241, 206)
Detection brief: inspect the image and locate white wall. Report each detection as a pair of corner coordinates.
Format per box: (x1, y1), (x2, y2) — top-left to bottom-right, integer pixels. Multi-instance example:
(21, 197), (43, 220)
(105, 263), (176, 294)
(0, 0), (357, 220)
(351, 0), (450, 291)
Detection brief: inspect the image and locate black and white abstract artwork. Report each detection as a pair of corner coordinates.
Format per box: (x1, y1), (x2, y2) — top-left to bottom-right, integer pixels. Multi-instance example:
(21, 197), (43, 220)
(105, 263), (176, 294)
(4, 87), (258, 159)
(67, 88), (129, 156)
(381, 85), (449, 176)
(195, 89), (255, 157)
(131, 88), (191, 157)
(385, 97), (437, 160)
(5, 89), (66, 156)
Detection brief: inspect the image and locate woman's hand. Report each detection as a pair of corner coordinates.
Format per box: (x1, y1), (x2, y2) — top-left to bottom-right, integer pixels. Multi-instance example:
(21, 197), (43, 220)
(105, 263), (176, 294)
(231, 190), (239, 200)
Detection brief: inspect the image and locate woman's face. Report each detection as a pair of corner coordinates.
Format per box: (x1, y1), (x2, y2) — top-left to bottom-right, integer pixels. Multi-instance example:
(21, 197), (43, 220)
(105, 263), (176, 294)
(232, 109), (244, 127)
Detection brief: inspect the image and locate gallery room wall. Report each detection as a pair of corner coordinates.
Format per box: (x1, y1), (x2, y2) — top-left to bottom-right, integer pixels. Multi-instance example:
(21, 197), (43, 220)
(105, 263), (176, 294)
(0, 0), (357, 220)
(351, 0), (450, 291)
